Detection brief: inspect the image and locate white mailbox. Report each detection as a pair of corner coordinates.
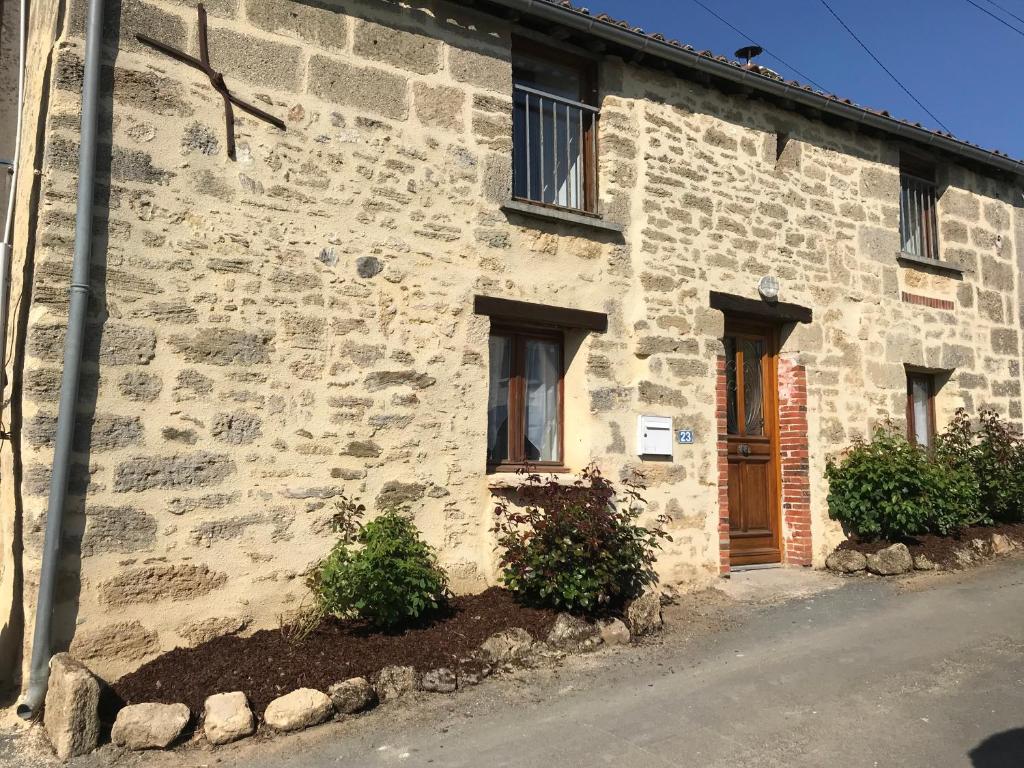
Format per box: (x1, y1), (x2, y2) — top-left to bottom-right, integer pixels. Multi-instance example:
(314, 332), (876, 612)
(637, 415), (673, 457)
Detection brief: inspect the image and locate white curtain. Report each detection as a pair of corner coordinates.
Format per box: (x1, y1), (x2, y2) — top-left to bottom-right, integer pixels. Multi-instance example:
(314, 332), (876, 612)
(487, 336), (511, 463)
(911, 377), (931, 448)
(524, 339), (560, 462)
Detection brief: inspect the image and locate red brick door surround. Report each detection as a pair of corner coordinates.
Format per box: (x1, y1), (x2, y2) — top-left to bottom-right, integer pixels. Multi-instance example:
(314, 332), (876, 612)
(716, 352), (811, 575)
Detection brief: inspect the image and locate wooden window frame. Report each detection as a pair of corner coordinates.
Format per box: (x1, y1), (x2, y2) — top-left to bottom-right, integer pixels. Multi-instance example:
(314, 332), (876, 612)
(511, 37), (601, 216)
(487, 324), (566, 473)
(899, 154), (940, 261)
(906, 371), (937, 448)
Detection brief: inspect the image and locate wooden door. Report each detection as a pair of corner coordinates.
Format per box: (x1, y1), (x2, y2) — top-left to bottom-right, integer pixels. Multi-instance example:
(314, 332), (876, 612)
(724, 319), (782, 566)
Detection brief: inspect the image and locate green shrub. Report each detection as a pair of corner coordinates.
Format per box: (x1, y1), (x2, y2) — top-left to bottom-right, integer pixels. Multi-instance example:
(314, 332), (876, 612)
(825, 425), (979, 540)
(938, 408), (1024, 524)
(492, 466), (670, 615)
(310, 499), (449, 630)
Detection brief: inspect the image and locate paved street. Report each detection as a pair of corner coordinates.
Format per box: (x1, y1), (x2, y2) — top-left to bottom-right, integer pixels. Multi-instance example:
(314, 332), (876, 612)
(228, 560), (1024, 768)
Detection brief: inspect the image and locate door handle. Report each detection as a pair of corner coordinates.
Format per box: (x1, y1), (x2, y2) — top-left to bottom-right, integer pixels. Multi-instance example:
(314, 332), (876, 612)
(739, 444), (751, 457)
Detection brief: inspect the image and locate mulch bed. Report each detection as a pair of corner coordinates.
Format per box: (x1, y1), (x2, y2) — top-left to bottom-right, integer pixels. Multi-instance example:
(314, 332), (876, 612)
(836, 522), (1024, 569)
(110, 587), (558, 717)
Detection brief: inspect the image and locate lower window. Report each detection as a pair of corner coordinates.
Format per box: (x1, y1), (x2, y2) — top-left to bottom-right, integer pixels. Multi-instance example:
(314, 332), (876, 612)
(906, 372), (936, 449)
(487, 327), (563, 470)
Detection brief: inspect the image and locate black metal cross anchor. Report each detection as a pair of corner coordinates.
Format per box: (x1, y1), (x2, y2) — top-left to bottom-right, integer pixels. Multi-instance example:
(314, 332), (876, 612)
(136, 4), (285, 160)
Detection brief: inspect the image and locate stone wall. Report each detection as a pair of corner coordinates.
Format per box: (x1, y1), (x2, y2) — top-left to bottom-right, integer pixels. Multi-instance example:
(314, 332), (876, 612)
(6, 0), (1023, 682)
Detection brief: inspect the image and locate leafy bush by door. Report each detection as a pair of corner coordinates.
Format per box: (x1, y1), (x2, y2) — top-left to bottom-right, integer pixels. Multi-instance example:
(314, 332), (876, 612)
(492, 465), (670, 615)
(825, 425), (979, 540)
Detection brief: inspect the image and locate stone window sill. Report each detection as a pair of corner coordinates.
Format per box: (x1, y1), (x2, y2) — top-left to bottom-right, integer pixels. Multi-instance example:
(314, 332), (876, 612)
(897, 251), (967, 277)
(501, 199), (625, 234)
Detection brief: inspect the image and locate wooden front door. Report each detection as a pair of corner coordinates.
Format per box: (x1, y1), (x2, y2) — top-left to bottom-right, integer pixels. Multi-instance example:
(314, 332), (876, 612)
(724, 319), (782, 566)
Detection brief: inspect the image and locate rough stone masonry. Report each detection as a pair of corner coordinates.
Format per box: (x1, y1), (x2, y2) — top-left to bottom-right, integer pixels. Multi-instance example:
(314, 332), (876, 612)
(0, 0), (1021, 684)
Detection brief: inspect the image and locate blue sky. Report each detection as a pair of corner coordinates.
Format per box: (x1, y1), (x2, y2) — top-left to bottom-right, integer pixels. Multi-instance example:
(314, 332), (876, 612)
(587, 0), (1024, 160)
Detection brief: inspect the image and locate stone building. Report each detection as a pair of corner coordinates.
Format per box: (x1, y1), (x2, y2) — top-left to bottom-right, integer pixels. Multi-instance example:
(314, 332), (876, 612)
(0, 0), (1022, 686)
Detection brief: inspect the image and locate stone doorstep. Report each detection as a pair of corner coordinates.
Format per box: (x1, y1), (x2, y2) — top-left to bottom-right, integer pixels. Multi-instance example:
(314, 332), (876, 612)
(54, 597), (662, 757)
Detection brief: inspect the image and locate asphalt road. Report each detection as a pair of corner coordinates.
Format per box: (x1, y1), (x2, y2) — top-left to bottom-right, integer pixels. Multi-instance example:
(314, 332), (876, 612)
(213, 561), (1024, 768)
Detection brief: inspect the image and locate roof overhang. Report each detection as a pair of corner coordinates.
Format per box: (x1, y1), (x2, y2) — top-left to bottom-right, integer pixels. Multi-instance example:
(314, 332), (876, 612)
(475, 0), (1024, 180)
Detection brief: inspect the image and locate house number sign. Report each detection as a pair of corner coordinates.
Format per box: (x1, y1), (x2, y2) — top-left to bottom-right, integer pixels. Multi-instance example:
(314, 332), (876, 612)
(677, 430), (694, 445)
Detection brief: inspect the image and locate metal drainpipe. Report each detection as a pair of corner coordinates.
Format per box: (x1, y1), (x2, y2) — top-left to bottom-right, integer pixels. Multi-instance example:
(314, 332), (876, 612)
(17, 0), (105, 719)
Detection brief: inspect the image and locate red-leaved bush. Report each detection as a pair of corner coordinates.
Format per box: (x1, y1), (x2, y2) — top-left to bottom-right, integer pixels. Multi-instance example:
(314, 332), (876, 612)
(492, 465), (671, 615)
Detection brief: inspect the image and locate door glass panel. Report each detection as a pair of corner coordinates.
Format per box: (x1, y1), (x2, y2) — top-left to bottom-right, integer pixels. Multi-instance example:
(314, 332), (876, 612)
(487, 335), (512, 464)
(911, 375), (932, 449)
(523, 339), (561, 462)
(725, 336), (738, 435)
(741, 338), (765, 436)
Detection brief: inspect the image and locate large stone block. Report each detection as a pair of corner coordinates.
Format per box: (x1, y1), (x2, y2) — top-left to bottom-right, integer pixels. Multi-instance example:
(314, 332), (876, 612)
(70, 620), (159, 662)
(627, 590), (663, 636)
(178, 615), (249, 645)
(353, 18), (441, 74)
(118, 371), (162, 401)
(100, 324), (159, 365)
(71, 0), (187, 55)
(448, 46), (511, 92)
(328, 677), (376, 714)
(376, 666), (418, 701)
(859, 166), (899, 201)
(483, 151), (511, 204)
(340, 440), (382, 458)
(206, 27), (303, 91)
(941, 343), (976, 369)
(941, 188), (980, 221)
(991, 328), (1019, 356)
(81, 505), (157, 556)
(413, 82), (465, 130)
(364, 370), (435, 391)
(203, 692), (255, 745)
(245, 0), (347, 50)
(376, 481), (425, 508)
(44, 654), (100, 760)
(211, 410), (263, 445)
(858, 225), (899, 259)
(168, 328), (273, 365)
(113, 452), (235, 491)
(264, 688), (333, 732)
(638, 381), (686, 409)
(26, 412), (145, 452)
(100, 563), (228, 606)
(47, 136), (172, 184)
(308, 55), (409, 120)
(28, 322), (157, 365)
(112, 703), (190, 750)
(981, 254), (1013, 292)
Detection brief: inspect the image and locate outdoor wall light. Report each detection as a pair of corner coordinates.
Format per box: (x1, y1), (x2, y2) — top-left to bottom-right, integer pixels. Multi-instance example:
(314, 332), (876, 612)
(758, 275), (780, 302)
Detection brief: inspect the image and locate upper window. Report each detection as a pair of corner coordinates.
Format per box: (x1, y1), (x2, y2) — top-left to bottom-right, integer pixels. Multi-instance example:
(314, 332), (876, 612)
(512, 40), (599, 215)
(487, 326), (563, 470)
(906, 371), (936, 449)
(899, 155), (939, 260)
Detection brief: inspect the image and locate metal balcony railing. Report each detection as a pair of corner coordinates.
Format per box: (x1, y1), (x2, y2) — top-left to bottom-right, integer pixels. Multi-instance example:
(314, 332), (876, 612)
(900, 173), (939, 260)
(512, 83), (599, 214)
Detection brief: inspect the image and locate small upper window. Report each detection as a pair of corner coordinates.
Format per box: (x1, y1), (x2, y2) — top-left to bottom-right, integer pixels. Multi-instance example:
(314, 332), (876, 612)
(899, 155), (939, 260)
(906, 371), (936, 449)
(512, 39), (599, 215)
(487, 325), (563, 470)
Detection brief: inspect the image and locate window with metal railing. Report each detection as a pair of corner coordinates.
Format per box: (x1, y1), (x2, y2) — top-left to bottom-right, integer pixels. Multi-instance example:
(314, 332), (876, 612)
(511, 40), (599, 215)
(899, 156), (939, 260)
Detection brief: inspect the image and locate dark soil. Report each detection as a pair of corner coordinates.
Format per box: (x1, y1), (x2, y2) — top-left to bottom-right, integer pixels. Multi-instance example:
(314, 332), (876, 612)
(836, 522), (1024, 569)
(110, 587), (558, 717)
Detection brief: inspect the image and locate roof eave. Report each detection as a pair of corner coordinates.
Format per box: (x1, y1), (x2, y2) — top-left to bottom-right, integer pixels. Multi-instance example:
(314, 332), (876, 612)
(490, 0), (1024, 179)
